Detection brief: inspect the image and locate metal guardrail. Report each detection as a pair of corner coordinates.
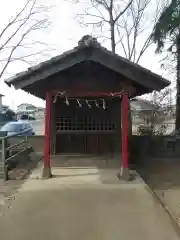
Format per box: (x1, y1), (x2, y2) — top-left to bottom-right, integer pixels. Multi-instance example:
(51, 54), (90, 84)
(0, 129), (31, 181)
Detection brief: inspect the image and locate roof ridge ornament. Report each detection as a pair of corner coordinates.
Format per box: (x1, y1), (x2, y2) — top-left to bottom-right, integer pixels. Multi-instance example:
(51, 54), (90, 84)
(78, 35), (100, 48)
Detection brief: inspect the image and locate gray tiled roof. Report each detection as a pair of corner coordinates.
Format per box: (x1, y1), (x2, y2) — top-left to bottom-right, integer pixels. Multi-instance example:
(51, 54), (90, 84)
(5, 35), (170, 88)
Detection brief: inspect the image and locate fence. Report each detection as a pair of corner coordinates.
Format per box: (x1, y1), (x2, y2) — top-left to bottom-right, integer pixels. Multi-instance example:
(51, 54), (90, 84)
(131, 135), (180, 164)
(0, 129), (32, 181)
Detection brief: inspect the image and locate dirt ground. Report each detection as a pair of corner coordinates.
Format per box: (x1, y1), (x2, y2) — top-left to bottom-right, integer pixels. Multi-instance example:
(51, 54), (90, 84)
(0, 154), (41, 216)
(139, 158), (180, 225)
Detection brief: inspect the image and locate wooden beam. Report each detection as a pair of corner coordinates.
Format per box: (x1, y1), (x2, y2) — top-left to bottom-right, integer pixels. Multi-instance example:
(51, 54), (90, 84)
(52, 89), (124, 98)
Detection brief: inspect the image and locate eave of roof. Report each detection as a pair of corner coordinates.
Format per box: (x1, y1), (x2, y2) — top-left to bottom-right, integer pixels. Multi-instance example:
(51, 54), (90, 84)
(5, 35), (170, 92)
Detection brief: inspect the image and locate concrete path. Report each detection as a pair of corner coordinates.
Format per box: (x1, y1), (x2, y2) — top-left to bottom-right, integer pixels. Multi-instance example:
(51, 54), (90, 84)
(0, 161), (179, 240)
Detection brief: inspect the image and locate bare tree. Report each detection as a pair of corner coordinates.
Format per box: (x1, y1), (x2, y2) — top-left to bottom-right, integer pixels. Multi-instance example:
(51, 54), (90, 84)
(76, 0), (133, 54)
(117, 0), (166, 63)
(74, 0), (166, 62)
(0, 0), (53, 79)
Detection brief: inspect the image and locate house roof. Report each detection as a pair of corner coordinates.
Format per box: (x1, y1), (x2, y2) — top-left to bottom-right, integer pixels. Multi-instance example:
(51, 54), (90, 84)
(5, 35), (170, 98)
(131, 99), (156, 111)
(37, 107), (45, 110)
(17, 103), (36, 108)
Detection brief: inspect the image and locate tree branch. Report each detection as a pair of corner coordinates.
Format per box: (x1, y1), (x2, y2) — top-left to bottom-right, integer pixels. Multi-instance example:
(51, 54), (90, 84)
(95, 0), (110, 10)
(73, 0), (164, 62)
(116, 0), (164, 62)
(116, 28), (128, 58)
(0, 0), (33, 40)
(0, 0), (52, 79)
(114, 0), (133, 23)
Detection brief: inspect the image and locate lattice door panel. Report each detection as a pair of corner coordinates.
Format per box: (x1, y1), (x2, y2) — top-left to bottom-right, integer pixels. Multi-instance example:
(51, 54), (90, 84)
(56, 115), (116, 132)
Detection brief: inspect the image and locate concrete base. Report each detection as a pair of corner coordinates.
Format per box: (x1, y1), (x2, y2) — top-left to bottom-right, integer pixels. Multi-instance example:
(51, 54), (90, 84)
(117, 167), (133, 181)
(42, 167), (52, 179)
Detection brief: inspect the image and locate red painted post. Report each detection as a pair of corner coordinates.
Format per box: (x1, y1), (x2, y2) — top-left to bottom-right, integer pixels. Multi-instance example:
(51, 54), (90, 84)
(43, 91), (52, 178)
(121, 93), (128, 169)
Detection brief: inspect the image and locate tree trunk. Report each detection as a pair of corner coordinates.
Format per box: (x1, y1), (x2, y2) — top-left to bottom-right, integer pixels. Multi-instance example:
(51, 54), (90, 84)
(109, 1), (115, 55)
(176, 33), (180, 130)
(110, 22), (116, 54)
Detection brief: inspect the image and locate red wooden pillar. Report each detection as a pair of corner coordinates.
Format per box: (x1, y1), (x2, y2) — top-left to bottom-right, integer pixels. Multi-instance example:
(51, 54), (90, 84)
(117, 92), (130, 180)
(42, 91), (52, 178)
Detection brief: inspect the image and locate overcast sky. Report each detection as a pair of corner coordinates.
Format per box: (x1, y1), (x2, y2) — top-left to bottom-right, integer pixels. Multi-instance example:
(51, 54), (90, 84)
(0, 0), (174, 109)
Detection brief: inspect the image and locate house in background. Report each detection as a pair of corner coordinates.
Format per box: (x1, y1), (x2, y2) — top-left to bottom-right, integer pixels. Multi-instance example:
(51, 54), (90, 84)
(17, 103), (37, 113)
(34, 107), (45, 119)
(0, 94), (4, 111)
(0, 95), (16, 124)
(17, 103), (45, 118)
(130, 98), (158, 124)
(165, 104), (176, 119)
(0, 95), (10, 112)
